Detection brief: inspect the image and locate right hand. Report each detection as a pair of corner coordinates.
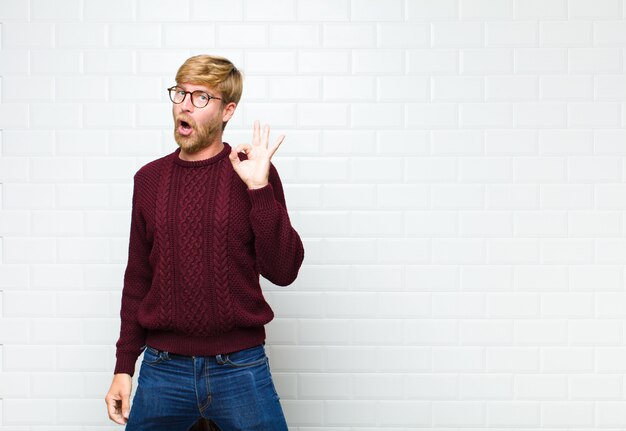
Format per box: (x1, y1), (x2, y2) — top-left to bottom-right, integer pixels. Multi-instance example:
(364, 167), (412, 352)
(105, 373), (132, 424)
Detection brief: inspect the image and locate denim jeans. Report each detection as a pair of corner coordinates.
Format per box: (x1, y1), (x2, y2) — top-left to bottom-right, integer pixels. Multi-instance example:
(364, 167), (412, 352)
(125, 344), (289, 431)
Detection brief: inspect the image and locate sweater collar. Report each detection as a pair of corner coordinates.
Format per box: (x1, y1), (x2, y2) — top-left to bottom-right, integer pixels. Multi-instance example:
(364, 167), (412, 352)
(172, 142), (231, 168)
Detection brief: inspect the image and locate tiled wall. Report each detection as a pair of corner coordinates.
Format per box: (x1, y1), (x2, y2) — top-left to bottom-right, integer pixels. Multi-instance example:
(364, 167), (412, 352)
(2, 0), (626, 429)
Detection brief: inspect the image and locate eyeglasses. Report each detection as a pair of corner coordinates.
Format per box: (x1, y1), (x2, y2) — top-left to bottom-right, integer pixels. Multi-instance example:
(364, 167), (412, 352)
(167, 86), (222, 108)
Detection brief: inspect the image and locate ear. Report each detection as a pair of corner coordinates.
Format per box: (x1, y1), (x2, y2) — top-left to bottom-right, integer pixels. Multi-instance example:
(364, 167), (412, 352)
(221, 102), (237, 123)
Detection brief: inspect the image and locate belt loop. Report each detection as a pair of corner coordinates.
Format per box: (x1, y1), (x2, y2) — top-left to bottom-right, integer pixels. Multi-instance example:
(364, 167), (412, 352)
(163, 351), (170, 360)
(216, 354), (225, 364)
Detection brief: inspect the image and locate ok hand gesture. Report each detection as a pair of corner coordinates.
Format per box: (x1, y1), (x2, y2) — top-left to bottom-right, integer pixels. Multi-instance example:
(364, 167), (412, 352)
(229, 120), (285, 190)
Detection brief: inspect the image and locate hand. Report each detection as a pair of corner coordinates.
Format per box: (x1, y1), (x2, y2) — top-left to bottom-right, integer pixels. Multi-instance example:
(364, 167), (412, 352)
(229, 120), (285, 190)
(105, 373), (132, 424)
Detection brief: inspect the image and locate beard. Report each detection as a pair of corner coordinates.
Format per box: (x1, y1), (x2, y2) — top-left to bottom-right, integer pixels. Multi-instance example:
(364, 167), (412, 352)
(173, 113), (223, 154)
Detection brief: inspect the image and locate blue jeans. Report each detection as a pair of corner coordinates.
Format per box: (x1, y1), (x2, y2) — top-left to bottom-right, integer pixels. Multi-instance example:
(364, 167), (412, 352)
(125, 344), (288, 431)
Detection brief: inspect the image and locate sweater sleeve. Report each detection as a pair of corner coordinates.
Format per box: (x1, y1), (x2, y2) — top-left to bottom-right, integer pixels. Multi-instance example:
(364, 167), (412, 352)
(246, 164), (304, 286)
(114, 173), (154, 376)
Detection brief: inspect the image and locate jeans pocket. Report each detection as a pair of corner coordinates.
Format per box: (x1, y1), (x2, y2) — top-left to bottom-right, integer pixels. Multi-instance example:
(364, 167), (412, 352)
(142, 346), (168, 365)
(222, 345), (267, 368)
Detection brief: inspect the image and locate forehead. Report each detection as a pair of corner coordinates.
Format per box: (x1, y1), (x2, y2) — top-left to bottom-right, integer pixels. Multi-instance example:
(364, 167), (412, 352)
(176, 82), (216, 93)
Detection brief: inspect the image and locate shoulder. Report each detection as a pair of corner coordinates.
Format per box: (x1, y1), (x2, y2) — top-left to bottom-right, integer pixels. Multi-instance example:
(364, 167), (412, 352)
(134, 151), (175, 184)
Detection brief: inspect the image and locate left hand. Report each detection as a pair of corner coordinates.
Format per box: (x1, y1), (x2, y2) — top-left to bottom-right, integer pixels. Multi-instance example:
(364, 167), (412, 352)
(229, 120), (285, 190)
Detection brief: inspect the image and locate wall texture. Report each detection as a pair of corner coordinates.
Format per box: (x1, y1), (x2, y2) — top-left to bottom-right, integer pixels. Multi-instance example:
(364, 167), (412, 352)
(2, 0), (626, 429)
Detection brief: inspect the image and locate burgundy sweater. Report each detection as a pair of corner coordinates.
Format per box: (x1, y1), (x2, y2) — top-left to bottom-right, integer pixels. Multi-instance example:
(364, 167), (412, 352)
(114, 143), (304, 376)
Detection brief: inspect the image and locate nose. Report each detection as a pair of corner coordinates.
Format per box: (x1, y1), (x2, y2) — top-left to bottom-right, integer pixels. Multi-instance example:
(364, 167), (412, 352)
(180, 92), (194, 112)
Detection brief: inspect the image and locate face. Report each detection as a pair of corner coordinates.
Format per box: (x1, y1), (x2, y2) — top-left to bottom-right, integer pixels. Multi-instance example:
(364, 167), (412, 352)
(171, 83), (235, 155)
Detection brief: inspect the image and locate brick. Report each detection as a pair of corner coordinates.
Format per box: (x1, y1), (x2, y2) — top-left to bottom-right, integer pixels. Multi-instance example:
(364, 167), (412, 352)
(595, 21), (626, 46)
(349, 211), (404, 236)
(2, 77), (53, 102)
(541, 402), (594, 427)
(541, 348), (594, 372)
(461, 266), (512, 291)
(432, 401), (485, 426)
(569, 265), (622, 291)
(571, 375), (621, 400)
(432, 292), (485, 317)
(539, 129), (593, 155)
(597, 75), (626, 100)
(0, 104), (29, 128)
(243, 0), (295, 20)
(322, 77), (375, 102)
(2, 23), (53, 48)
(541, 21), (593, 47)
(569, 320), (621, 344)
(432, 76), (484, 101)
(461, 103), (513, 127)
(570, 0), (620, 19)
(110, 24), (161, 48)
(597, 239), (626, 263)
(487, 402), (539, 426)
(486, 347), (539, 372)
(269, 24), (319, 47)
(270, 346), (324, 372)
(269, 77), (320, 101)
(459, 157), (513, 182)
(325, 401), (377, 426)
(4, 399), (57, 424)
(353, 49), (403, 74)
(377, 401), (431, 426)
(433, 22), (483, 47)
(298, 319), (349, 344)
(57, 185), (110, 209)
(514, 265), (569, 291)
(217, 24), (267, 48)
(378, 185), (428, 210)
(84, 0), (134, 21)
(485, 129), (537, 154)
(322, 184), (374, 208)
(408, 49), (459, 74)
(540, 75), (593, 100)
(486, 21), (537, 47)
(57, 346), (112, 372)
(514, 320), (567, 345)
(597, 402), (626, 427)
(297, 211), (349, 237)
(0, 50), (29, 74)
(324, 239), (377, 263)
(83, 50), (135, 75)
(137, 0), (189, 21)
(192, 0), (242, 20)
(459, 320), (513, 345)
(433, 184), (485, 209)
(541, 239), (594, 264)
(569, 212), (621, 237)
(296, 0), (349, 21)
(407, 103), (458, 128)
(486, 184), (539, 209)
(378, 23), (430, 47)
(461, 48), (513, 74)
(56, 23), (106, 48)
(515, 48), (567, 73)
(351, 104), (403, 128)
(486, 75), (538, 100)
(487, 293), (538, 318)
(515, 157), (566, 182)
(541, 293), (594, 318)
(406, 211), (457, 236)
(568, 102), (622, 128)
(515, 0), (567, 19)
(406, 0), (458, 20)
(84, 104), (135, 128)
(431, 130), (482, 154)
(0, 0), (29, 20)
(323, 24), (375, 48)
(163, 24), (215, 48)
(487, 239), (540, 264)
(299, 50), (350, 74)
(597, 348), (626, 372)
(245, 51), (296, 74)
(297, 103), (346, 127)
(569, 48), (622, 73)
(353, 265), (404, 291)
(299, 373), (351, 398)
(354, 373), (403, 399)
(514, 212), (567, 237)
(378, 238), (430, 263)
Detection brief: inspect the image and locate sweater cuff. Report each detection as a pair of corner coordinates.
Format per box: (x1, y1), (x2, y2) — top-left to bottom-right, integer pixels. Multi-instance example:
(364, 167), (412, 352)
(114, 352), (139, 377)
(247, 183), (276, 210)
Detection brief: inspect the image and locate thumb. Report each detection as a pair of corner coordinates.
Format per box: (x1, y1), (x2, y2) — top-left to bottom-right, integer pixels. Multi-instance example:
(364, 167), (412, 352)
(122, 394), (131, 419)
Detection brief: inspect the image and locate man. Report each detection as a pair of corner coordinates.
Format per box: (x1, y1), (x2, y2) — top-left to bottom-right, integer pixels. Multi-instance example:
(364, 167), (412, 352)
(104, 54), (304, 430)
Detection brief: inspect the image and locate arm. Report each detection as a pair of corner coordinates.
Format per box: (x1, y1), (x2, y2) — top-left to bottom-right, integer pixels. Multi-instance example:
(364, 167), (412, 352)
(113, 173), (153, 376)
(248, 164), (304, 286)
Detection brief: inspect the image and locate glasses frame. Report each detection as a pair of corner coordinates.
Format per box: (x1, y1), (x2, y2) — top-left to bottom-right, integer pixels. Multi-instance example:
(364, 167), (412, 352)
(167, 86), (223, 108)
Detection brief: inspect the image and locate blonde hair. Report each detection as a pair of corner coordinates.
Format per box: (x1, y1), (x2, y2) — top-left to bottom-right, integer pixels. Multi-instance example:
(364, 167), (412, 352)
(175, 55), (243, 105)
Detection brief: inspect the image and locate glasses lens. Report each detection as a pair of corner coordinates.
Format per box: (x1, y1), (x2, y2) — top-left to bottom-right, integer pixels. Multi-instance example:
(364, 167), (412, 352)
(169, 87), (185, 104)
(191, 91), (209, 108)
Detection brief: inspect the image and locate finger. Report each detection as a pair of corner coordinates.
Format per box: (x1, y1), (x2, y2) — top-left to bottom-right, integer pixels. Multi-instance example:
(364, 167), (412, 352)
(234, 143), (251, 154)
(267, 134), (285, 159)
(106, 397), (125, 424)
(229, 148), (241, 168)
(252, 120), (260, 145)
(262, 124), (270, 147)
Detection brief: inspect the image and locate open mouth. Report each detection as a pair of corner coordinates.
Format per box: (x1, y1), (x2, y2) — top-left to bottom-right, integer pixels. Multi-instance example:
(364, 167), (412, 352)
(178, 119), (193, 136)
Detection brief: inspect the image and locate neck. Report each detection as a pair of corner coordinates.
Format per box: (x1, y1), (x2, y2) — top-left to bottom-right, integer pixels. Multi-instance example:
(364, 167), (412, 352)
(178, 140), (225, 161)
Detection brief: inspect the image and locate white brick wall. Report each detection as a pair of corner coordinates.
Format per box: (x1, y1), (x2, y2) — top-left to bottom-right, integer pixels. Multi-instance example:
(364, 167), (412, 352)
(1, 0), (626, 429)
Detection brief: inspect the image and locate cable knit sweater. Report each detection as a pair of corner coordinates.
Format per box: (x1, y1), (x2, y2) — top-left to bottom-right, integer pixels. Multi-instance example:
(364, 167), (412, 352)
(114, 143), (304, 376)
